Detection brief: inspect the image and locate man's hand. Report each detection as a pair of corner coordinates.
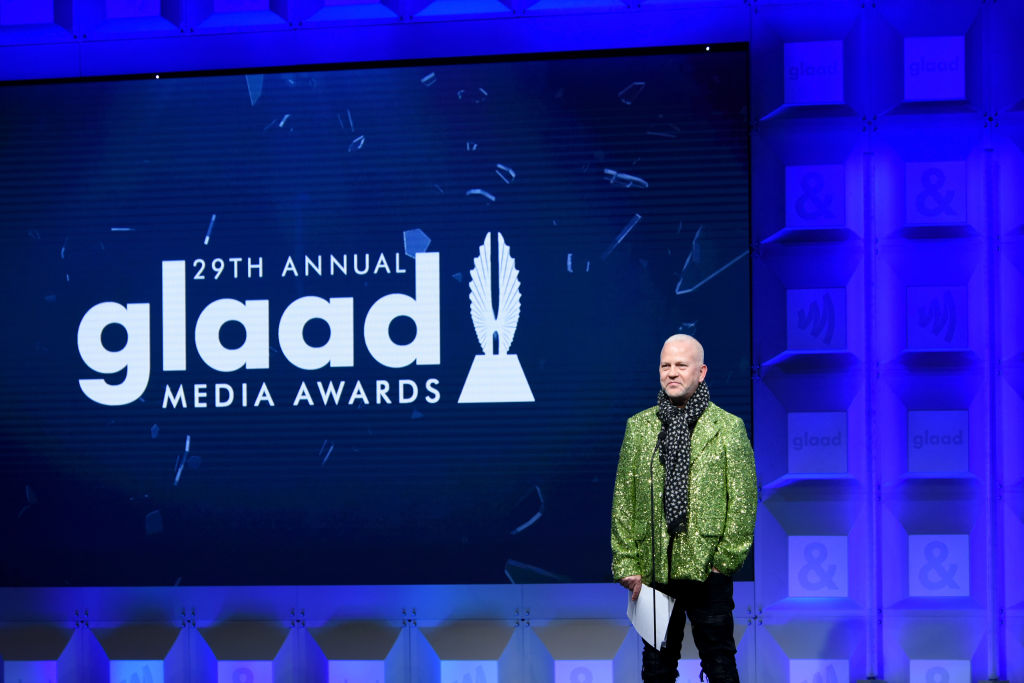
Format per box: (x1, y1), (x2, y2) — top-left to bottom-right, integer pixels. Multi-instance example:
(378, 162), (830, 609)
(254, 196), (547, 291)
(619, 575), (643, 601)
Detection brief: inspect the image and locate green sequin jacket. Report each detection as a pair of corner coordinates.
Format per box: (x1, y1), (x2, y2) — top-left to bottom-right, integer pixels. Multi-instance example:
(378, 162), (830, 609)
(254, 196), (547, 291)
(611, 401), (757, 583)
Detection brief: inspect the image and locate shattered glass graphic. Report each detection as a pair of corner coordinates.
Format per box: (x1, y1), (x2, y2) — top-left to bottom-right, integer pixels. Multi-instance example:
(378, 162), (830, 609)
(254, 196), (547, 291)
(509, 485), (544, 535)
(602, 213), (642, 260)
(347, 134), (366, 152)
(495, 163), (516, 184)
(603, 168), (649, 189)
(145, 510), (163, 535)
(203, 214), (216, 245)
(674, 225), (749, 295)
(319, 439), (334, 465)
(403, 228), (432, 257)
(245, 74), (264, 107)
(617, 81), (646, 105)
(466, 188), (496, 203)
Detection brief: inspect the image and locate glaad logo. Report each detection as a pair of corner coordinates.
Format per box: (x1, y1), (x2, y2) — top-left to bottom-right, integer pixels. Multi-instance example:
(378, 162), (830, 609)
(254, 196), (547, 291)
(783, 40), (844, 106)
(791, 658), (849, 683)
(908, 56), (960, 78)
(904, 161), (965, 224)
(904, 36), (965, 101)
(785, 164), (846, 229)
(800, 664), (840, 683)
(912, 429), (963, 450)
(458, 232), (534, 403)
(792, 431), (842, 451)
(77, 254), (440, 407)
(788, 61), (839, 81)
(798, 291), (836, 344)
(788, 412), (847, 474)
(907, 410), (969, 473)
(918, 290), (956, 343)
(909, 659), (970, 683)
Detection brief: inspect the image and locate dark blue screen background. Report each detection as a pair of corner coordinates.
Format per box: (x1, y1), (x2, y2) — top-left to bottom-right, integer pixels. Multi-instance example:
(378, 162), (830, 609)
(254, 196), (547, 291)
(0, 48), (751, 585)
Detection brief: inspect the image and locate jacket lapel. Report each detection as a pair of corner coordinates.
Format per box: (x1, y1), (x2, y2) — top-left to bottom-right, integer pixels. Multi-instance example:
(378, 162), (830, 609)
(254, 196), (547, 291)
(642, 409), (660, 466)
(690, 404), (719, 458)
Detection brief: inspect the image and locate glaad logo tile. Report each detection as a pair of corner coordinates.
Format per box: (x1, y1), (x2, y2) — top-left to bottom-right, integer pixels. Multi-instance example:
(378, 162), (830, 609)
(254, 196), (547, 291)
(329, 661), (385, 681)
(441, 660), (496, 683)
(786, 164), (845, 228)
(787, 288), (846, 350)
(4, 661), (58, 682)
(904, 36), (965, 102)
(458, 232), (535, 403)
(790, 660), (848, 683)
(788, 412), (847, 474)
(919, 291), (957, 342)
(676, 660), (703, 683)
(906, 286), (967, 350)
(788, 535), (848, 598)
(909, 659), (971, 683)
(904, 161), (966, 225)
(908, 534), (969, 597)
(110, 661), (160, 683)
(784, 40), (844, 106)
(554, 660), (613, 683)
(908, 410), (969, 473)
(218, 662), (271, 683)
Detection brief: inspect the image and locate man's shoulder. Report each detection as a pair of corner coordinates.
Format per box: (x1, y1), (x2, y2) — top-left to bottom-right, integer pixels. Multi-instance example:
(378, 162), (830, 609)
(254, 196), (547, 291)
(703, 401), (747, 432)
(626, 405), (658, 426)
(705, 401), (734, 419)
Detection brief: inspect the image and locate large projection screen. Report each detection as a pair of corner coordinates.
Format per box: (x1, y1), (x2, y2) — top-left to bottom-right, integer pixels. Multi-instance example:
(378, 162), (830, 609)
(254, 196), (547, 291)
(0, 47), (751, 586)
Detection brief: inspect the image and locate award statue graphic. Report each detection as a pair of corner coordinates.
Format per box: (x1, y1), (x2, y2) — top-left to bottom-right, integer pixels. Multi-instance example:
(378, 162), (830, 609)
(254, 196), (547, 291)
(458, 232), (535, 403)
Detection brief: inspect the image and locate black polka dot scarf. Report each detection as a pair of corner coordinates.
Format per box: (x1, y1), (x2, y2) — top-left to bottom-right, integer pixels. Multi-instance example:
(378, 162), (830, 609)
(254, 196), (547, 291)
(656, 380), (710, 535)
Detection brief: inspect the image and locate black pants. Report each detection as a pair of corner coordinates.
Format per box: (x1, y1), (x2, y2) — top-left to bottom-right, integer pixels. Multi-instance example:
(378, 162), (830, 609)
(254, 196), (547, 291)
(641, 573), (739, 683)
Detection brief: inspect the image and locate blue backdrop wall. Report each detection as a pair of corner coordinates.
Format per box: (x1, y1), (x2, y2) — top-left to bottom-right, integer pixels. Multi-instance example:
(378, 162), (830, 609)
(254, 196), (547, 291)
(1, 1), (1021, 682)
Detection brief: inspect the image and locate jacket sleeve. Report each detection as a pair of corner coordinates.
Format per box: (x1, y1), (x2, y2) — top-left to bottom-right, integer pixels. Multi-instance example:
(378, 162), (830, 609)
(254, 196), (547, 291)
(711, 415), (757, 575)
(611, 419), (642, 580)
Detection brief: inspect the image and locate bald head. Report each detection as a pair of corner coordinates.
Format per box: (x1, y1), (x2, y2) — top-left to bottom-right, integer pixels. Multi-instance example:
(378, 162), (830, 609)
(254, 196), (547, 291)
(661, 334), (704, 365)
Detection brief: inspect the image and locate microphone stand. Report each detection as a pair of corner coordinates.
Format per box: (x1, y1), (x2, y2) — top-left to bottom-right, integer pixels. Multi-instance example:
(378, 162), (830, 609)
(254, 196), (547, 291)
(650, 439), (659, 654)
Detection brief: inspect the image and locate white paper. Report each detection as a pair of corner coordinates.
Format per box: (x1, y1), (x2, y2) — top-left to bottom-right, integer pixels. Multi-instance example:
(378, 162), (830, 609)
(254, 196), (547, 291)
(626, 583), (676, 648)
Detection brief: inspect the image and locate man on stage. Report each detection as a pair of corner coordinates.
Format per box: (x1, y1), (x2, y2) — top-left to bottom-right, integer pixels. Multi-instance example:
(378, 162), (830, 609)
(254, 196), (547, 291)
(611, 334), (757, 682)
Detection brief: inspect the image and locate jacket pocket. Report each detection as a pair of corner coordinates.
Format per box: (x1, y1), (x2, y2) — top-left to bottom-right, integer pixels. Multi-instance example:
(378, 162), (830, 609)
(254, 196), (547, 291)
(698, 515), (725, 538)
